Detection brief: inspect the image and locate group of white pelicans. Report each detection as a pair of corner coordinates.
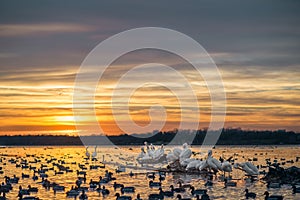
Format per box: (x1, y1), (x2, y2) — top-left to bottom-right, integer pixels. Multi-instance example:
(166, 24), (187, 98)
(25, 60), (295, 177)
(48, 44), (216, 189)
(137, 142), (259, 176)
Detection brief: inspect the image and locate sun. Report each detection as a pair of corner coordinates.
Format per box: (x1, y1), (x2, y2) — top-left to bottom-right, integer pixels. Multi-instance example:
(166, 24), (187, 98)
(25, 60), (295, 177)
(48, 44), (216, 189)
(55, 116), (75, 123)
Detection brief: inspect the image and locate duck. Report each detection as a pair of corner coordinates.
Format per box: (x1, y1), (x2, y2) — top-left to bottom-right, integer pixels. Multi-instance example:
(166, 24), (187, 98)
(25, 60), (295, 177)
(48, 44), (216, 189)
(19, 187), (30, 195)
(21, 197), (40, 200)
(66, 189), (80, 197)
(115, 193), (132, 200)
(0, 192), (6, 200)
(121, 185), (135, 194)
(245, 189), (256, 199)
(22, 173), (30, 179)
(135, 194), (142, 200)
(292, 185), (300, 194)
(159, 175), (165, 182)
(199, 192), (210, 200)
(113, 182), (124, 190)
(147, 172), (155, 179)
(99, 176), (109, 184)
(53, 185), (65, 191)
(149, 180), (161, 188)
(170, 184), (185, 193)
(267, 182), (281, 189)
(101, 186), (110, 196)
(148, 193), (164, 200)
(189, 186), (207, 196)
(176, 194), (191, 200)
(159, 187), (174, 197)
(204, 180), (213, 187)
(129, 171), (134, 177)
(224, 178), (237, 187)
(27, 185), (38, 193)
(263, 191), (283, 200)
(79, 190), (88, 200)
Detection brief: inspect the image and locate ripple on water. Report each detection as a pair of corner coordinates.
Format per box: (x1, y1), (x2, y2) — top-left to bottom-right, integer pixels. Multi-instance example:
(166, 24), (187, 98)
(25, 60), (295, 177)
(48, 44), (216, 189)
(0, 145), (299, 199)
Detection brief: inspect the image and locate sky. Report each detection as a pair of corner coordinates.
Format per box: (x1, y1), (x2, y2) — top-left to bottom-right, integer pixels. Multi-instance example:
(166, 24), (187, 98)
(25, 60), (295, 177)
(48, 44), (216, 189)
(0, 1), (299, 135)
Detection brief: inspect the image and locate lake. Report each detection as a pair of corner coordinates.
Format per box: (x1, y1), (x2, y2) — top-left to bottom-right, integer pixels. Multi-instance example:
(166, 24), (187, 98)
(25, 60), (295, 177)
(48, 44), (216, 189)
(0, 145), (299, 199)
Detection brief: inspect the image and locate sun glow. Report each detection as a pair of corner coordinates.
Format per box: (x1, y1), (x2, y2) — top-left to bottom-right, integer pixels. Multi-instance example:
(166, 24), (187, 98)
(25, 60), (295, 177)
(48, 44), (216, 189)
(55, 116), (75, 123)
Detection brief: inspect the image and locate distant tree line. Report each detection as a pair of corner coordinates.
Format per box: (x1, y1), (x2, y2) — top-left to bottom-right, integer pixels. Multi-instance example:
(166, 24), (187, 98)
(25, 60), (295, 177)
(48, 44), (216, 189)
(0, 128), (299, 146)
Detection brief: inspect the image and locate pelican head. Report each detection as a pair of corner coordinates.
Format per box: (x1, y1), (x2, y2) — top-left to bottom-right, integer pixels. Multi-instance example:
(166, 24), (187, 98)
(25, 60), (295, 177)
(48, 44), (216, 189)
(208, 150), (212, 157)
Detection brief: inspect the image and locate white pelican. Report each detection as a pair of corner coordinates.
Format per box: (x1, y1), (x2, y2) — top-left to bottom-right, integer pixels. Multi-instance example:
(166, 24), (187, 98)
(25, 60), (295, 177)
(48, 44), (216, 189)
(179, 143), (192, 160)
(152, 144), (164, 160)
(137, 147), (146, 160)
(150, 143), (155, 151)
(172, 147), (182, 158)
(206, 150), (222, 172)
(85, 147), (90, 159)
(92, 146), (97, 159)
(180, 158), (195, 167)
(221, 160), (232, 177)
(234, 162), (259, 175)
(186, 160), (204, 170)
(147, 143), (155, 158)
(166, 152), (178, 162)
(199, 160), (209, 171)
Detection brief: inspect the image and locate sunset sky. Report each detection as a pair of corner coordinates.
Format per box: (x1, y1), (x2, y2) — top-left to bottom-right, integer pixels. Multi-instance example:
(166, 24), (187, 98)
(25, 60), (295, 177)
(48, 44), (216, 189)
(0, 1), (299, 135)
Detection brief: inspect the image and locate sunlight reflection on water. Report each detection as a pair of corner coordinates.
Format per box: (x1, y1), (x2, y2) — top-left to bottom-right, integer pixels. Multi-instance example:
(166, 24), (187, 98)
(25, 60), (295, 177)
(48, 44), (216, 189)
(0, 145), (299, 200)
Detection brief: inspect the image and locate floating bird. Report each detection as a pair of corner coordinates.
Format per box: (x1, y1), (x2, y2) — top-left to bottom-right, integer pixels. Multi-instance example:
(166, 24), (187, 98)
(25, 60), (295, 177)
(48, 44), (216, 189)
(148, 193), (164, 200)
(85, 147), (90, 159)
(170, 184), (185, 193)
(159, 187), (174, 197)
(234, 162), (259, 175)
(189, 186), (207, 196)
(292, 185), (300, 194)
(149, 180), (161, 188)
(121, 185), (135, 194)
(263, 191), (283, 200)
(101, 186), (110, 196)
(92, 146), (97, 160)
(224, 178), (237, 187)
(206, 150), (222, 172)
(79, 190), (88, 200)
(135, 194), (142, 200)
(245, 189), (256, 199)
(114, 182), (124, 190)
(176, 194), (191, 200)
(115, 193), (132, 200)
(66, 189), (80, 197)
